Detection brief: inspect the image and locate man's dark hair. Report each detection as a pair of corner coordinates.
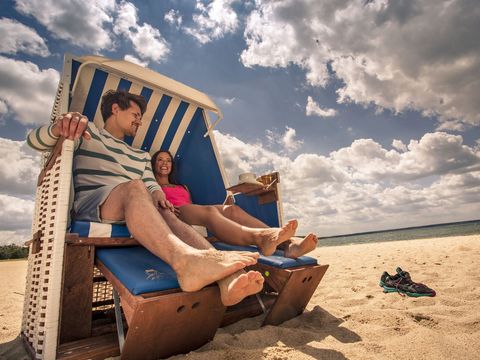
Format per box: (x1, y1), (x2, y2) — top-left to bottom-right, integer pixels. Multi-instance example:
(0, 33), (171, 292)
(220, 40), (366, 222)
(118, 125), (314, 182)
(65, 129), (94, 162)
(100, 90), (147, 121)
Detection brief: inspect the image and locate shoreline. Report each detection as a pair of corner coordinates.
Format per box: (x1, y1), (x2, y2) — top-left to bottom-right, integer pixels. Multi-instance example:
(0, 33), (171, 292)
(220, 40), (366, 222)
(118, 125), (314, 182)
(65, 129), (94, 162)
(1, 234), (479, 359)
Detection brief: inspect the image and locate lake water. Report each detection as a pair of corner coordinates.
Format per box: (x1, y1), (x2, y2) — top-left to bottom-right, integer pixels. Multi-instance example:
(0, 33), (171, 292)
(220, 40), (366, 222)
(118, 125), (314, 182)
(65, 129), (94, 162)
(318, 219), (480, 247)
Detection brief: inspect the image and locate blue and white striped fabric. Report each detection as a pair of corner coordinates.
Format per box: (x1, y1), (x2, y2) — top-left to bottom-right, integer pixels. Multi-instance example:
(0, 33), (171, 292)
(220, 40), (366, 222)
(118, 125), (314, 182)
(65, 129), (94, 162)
(69, 220), (208, 238)
(68, 57), (227, 206)
(70, 220), (131, 238)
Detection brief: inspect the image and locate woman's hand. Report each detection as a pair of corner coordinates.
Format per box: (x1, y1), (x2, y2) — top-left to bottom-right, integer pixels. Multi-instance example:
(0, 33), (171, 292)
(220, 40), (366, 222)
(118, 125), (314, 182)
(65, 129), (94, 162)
(152, 190), (175, 212)
(173, 206), (181, 217)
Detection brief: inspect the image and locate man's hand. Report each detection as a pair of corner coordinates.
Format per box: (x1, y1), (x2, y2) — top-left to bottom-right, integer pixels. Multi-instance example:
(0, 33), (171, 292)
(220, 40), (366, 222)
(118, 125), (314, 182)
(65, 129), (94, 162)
(52, 112), (91, 140)
(152, 190), (175, 212)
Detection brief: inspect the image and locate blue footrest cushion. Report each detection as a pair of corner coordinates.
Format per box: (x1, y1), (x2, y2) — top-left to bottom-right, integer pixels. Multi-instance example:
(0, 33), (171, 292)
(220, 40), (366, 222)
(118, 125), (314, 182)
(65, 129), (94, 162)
(96, 246), (179, 295)
(213, 242), (317, 269)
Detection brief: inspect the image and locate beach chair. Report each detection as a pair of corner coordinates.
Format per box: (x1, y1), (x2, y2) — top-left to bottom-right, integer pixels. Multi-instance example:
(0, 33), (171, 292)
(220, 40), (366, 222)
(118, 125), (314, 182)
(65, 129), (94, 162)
(21, 54), (328, 359)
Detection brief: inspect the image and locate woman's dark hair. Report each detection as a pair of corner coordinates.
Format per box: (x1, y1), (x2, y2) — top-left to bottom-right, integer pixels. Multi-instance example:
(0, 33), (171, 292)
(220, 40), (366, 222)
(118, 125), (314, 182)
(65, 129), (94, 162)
(100, 89), (147, 121)
(151, 150), (179, 185)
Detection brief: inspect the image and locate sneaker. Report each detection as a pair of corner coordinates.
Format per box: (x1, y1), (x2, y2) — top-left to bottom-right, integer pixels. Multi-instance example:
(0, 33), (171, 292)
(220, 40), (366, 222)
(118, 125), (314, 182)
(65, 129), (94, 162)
(379, 267), (436, 297)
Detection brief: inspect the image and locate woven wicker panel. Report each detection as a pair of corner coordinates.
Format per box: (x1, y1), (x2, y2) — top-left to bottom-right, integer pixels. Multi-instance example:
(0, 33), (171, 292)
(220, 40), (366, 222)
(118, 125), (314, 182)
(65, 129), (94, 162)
(21, 158), (58, 357)
(21, 76), (74, 359)
(92, 266), (114, 311)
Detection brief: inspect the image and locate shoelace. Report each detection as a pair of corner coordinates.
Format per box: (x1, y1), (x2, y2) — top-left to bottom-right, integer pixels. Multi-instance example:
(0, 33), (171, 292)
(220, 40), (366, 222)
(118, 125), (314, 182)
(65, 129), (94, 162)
(390, 277), (407, 297)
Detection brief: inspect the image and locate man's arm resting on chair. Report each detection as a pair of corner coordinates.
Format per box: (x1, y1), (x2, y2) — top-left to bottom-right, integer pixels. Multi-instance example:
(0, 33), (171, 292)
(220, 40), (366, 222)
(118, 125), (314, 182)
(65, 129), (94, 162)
(26, 112), (91, 151)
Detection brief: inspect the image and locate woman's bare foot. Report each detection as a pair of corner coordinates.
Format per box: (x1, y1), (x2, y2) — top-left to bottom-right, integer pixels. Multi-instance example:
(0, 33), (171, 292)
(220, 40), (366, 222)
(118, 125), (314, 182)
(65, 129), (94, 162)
(284, 233), (318, 258)
(254, 219), (298, 256)
(219, 270), (264, 306)
(176, 249), (259, 292)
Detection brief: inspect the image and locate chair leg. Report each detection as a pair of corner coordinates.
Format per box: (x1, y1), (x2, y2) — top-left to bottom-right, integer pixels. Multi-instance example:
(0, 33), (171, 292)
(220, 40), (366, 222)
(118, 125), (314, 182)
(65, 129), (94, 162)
(262, 264), (329, 326)
(112, 289), (125, 353)
(255, 293), (267, 314)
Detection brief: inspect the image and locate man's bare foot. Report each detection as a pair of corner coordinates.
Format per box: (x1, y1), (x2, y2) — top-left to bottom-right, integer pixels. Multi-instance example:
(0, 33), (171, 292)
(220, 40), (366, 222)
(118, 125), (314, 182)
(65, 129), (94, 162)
(219, 270), (264, 306)
(284, 233), (318, 258)
(176, 249), (259, 292)
(254, 219), (298, 256)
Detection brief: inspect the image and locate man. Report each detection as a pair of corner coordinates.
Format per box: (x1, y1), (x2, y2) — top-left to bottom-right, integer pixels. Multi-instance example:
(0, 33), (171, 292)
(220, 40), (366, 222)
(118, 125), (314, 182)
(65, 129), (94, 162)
(27, 90), (263, 306)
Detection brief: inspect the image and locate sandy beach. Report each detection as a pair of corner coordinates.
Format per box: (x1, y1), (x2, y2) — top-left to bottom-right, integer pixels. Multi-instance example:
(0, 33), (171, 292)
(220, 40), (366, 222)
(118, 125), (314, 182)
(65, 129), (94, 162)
(1, 234), (479, 359)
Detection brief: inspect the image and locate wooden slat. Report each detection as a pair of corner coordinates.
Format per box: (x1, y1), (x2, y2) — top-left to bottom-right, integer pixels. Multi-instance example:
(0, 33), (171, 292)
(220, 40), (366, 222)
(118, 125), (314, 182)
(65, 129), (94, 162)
(121, 287), (225, 360)
(59, 245), (94, 343)
(263, 264), (329, 326)
(57, 333), (119, 360)
(65, 234), (139, 246)
(251, 263), (291, 293)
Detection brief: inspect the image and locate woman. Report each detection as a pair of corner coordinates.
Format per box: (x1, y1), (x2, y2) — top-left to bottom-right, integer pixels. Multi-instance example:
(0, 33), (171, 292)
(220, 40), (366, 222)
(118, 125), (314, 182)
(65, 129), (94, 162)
(152, 150), (318, 258)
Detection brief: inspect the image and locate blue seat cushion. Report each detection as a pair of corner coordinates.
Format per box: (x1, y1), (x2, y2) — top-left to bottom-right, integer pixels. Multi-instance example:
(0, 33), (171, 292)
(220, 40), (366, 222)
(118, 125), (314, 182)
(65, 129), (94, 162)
(213, 242), (317, 269)
(96, 246), (179, 295)
(96, 242), (317, 296)
(70, 220), (131, 237)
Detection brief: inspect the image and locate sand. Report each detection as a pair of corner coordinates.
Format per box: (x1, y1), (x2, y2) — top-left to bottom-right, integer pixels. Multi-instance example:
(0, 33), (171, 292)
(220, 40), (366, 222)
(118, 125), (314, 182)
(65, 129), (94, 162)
(1, 235), (479, 359)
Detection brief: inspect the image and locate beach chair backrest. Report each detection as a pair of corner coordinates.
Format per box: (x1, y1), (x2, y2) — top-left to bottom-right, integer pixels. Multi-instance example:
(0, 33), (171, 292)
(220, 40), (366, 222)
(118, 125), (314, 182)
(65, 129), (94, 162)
(67, 54), (228, 205)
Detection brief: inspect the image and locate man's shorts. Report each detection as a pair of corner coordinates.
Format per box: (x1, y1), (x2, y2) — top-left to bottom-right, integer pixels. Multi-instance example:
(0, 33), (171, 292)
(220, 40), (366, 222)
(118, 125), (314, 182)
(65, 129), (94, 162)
(72, 184), (125, 224)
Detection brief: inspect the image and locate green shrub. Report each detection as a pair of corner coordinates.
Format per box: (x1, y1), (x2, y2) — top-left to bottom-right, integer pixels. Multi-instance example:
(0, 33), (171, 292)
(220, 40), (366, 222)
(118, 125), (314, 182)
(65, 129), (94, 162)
(0, 244), (29, 260)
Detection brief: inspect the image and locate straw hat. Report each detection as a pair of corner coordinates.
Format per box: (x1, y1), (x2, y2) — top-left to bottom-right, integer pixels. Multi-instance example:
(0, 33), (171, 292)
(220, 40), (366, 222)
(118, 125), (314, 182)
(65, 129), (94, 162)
(238, 172), (263, 186)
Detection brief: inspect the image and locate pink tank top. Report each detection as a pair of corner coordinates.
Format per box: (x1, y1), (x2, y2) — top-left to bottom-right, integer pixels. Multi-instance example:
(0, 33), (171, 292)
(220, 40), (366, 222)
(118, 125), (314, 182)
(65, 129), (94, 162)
(161, 185), (192, 207)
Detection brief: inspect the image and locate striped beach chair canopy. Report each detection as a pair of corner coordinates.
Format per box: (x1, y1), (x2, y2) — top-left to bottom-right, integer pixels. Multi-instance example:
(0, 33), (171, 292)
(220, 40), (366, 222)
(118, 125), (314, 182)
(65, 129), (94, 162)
(66, 54), (228, 205)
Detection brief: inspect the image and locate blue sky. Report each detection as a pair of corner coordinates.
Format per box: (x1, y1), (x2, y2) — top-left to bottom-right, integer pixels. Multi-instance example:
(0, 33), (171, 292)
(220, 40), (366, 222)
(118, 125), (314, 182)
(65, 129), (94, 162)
(1, 0), (479, 244)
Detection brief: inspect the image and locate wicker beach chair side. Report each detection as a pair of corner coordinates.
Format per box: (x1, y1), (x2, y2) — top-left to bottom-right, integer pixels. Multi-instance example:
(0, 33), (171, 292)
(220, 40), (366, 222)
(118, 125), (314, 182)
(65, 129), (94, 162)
(22, 67), (75, 359)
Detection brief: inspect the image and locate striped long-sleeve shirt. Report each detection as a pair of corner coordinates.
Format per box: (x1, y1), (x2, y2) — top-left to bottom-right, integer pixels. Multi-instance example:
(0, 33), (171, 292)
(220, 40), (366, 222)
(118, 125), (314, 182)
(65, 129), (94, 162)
(27, 122), (162, 201)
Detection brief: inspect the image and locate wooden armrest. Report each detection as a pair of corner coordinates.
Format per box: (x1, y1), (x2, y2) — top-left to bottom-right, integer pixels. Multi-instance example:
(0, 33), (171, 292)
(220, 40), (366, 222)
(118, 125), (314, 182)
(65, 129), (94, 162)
(65, 233), (140, 247)
(37, 137), (66, 186)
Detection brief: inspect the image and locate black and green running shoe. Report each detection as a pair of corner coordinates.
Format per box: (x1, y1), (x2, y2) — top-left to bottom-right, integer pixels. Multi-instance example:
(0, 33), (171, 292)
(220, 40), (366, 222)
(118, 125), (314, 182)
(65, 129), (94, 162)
(379, 267), (436, 297)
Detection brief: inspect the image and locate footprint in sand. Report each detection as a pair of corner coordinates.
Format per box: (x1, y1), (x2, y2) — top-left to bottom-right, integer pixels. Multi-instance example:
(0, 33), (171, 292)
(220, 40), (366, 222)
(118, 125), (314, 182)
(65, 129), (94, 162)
(410, 313), (438, 328)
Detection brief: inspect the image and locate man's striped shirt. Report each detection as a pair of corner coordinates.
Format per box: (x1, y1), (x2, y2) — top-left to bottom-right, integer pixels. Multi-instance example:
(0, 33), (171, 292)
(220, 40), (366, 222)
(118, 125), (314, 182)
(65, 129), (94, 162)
(27, 122), (162, 204)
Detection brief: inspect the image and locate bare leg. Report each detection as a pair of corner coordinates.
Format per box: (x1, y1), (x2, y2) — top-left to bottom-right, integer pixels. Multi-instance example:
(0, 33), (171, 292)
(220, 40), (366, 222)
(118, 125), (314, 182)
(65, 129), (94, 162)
(178, 204), (296, 256)
(158, 206), (264, 305)
(99, 180), (259, 294)
(215, 204), (318, 258)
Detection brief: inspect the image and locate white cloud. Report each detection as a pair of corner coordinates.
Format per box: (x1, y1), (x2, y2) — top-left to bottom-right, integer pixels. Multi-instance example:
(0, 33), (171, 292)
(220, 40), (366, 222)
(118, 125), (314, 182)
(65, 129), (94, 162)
(0, 138), (41, 196)
(14, 0), (115, 50)
(124, 54), (148, 67)
(332, 132), (480, 182)
(215, 130), (480, 235)
(185, 0), (239, 44)
(306, 96), (338, 117)
(165, 9), (183, 28)
(114, 1), (170, 63)
(0, 56), (59, 125)
(0, 100), (7, 116)
(0, 139), (41, 244)
(241, 0), (480, 129)
(392, 139), (407, 152)
(13, 0), (170, 63)
(0, 194), (35, 231)
(0, 229), (32, 246)
(0, 17), (49, 57)
(266, 126), (303, 153)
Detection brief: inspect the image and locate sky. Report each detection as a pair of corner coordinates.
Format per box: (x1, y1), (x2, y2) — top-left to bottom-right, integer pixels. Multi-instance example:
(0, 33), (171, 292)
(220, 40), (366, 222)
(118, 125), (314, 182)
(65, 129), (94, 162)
(0, 0), (479, 245)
